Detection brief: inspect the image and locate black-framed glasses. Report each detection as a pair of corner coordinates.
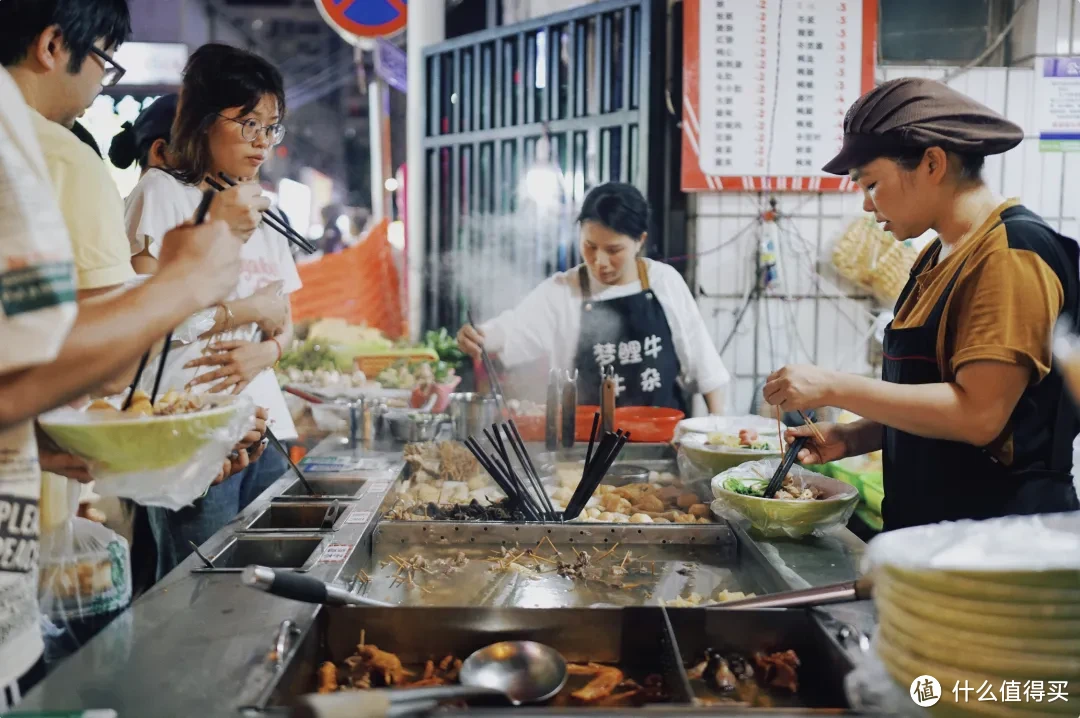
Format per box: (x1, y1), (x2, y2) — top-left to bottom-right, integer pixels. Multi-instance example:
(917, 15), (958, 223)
(88, 46), (125, 87)
(217, 114), (287, 147)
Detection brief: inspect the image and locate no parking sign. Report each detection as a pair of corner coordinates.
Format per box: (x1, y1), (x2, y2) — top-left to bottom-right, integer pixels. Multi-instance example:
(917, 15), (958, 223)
(316, 0), (408, 42)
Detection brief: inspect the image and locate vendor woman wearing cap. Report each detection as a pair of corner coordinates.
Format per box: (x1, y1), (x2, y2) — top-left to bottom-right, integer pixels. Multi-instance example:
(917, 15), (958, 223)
(457, 182), (730, 413)
(765, 78), (1080, 531)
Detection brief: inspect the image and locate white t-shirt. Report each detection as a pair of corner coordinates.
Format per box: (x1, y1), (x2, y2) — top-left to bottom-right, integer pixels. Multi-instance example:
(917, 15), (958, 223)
(0, 68), (78, 693)
(124, 169), (302, 440)
(481, 259), (730, 396)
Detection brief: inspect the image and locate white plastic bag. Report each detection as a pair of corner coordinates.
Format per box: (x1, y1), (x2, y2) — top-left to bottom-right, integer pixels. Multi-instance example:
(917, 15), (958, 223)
(38, 481), (131, 663)
(38, 394), (254, 510)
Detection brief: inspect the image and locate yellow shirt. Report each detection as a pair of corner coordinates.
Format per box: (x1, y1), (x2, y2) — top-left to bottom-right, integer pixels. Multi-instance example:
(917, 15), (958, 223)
(30, 110), (135, 291)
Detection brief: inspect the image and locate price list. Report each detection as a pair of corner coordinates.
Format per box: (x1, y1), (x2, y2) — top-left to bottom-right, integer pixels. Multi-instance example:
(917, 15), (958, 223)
(697, 0), (864, 178)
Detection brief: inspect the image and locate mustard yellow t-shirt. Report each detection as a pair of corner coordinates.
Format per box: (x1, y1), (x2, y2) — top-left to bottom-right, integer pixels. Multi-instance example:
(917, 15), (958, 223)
(892, 200), (1073, 466)
(30, 110), (135, 291)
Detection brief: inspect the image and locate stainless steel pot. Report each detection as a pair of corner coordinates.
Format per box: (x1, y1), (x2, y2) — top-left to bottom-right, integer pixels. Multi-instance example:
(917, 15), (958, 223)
(386, 411), (447, 442)
(448, 392), (499, 441)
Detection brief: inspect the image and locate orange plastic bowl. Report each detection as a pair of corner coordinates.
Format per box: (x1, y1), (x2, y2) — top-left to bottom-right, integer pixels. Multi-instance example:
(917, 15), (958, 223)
(614, 406), (685, 443)
(513, 413), (545, 442)
(575, 406), (601, 441)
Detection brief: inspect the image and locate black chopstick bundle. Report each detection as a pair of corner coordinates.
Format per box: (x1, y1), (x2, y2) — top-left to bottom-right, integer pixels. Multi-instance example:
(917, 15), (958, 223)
(503, 421), (558, 520)
(204, 175), (316, 255)
(463, 437), (539, 521)
(763, 435), (810, 499)
(562, 414), (631, 521)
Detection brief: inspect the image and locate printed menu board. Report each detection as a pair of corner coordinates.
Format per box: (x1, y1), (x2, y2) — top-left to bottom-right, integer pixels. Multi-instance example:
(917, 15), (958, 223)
(682, 0), (877, 192)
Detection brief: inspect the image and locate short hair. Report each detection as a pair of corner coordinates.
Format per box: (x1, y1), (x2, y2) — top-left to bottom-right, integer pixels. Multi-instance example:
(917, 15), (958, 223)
(886, 147), (985, 183)
(0, 0), (131, 73)
(168, 44), (286, 185)
(577, 182), (650, 239)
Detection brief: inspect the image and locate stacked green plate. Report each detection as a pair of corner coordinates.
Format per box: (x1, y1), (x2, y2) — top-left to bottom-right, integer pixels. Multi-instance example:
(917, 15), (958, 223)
(867, 514), (1080, 716)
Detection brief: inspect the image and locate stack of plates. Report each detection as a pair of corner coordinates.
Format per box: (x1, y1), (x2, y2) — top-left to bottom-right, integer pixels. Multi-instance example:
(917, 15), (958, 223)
(866, 513), (1080, 717)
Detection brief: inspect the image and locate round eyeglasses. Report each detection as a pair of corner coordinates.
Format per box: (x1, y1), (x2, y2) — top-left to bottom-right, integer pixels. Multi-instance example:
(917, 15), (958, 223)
(218, 114), (287, 147)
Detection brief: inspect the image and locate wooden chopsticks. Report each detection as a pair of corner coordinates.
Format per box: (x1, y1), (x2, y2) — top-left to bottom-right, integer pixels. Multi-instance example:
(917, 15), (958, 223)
(204, 174), (316, 255)
(466, 309), (509, 418)
(798, 410), (826, 445)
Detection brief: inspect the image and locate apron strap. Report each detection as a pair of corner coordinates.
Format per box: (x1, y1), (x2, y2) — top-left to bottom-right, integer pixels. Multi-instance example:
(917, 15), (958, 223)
(636, 258), (651, 291)
(578, 265), (591, 303)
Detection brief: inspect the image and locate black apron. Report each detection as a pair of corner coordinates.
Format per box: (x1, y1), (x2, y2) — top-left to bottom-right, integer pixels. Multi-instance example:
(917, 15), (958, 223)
(573, 259), (686, 410)
(881, 217), (1080, 531)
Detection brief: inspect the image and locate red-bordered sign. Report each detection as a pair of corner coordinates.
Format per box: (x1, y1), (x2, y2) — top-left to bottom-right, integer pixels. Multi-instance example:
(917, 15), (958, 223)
(318, 0), (408, 39)
(681, 0), (877, 192)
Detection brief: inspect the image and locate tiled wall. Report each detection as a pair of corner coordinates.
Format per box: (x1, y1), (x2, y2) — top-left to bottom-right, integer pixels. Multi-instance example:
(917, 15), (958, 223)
(692, 0), (1080, 414)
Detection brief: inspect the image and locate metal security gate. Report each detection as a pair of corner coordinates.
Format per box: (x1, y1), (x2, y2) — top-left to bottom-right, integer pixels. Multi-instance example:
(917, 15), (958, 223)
(422, 0), (661, 331)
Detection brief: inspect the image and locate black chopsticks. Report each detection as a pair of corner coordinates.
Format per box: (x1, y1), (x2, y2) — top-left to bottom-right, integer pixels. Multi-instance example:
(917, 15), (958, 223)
(466, 309), (508, 418)
(463, 410), (630, 523)
(563, 414), (630, 521)
(763, 435), (810, 499)
(124, 189), (216, 410)
(204, 174), (316, 255)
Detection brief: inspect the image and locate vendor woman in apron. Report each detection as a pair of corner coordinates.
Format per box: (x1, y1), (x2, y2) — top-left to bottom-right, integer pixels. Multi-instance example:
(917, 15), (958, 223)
(764, 78), (1080, 531)
(457, 182), (730, 413)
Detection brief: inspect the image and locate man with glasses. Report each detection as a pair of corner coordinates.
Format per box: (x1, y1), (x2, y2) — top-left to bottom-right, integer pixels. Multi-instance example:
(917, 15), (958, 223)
(1, 0), (135, 302)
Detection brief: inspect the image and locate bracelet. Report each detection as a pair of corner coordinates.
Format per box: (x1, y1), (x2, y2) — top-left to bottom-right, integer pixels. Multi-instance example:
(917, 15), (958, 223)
(216, 302), (235, 331)
(269, 336), (283, 364)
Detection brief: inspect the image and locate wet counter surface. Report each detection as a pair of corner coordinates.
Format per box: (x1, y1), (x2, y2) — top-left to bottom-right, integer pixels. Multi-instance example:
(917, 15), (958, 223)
(19, 435), (874, 718)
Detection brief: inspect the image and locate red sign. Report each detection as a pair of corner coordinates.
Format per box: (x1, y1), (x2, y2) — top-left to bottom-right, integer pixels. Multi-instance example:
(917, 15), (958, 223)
(318, 0), (407, 39)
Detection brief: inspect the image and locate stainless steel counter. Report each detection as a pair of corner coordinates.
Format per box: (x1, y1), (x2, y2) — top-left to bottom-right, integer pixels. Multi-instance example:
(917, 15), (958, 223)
(18, 436), (874, 717)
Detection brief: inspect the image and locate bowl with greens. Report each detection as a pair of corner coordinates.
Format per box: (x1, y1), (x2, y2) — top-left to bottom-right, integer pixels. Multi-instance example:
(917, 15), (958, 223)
(710, 460), (859, 538)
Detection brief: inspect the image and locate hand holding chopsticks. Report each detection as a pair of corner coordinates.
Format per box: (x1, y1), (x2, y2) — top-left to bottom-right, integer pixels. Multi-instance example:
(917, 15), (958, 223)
(204, 174), (316, 254)
(466, 309), (508, 418)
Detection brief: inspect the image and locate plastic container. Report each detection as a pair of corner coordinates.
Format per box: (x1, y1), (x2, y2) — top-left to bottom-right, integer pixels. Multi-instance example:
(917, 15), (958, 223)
(612, 406), (685, 443)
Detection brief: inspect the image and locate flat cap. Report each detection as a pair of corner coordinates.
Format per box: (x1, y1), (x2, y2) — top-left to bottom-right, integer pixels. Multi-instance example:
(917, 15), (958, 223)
(823, 77), (1023, 175)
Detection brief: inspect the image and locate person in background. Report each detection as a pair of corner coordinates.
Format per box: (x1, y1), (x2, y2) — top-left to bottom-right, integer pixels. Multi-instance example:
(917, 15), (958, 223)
(457, 182), (729, 414)
(124, 43), (302, 578)
(0, 65), (244, 709)
(765, 78), (1080, 530)
(109, 92), (177, 175)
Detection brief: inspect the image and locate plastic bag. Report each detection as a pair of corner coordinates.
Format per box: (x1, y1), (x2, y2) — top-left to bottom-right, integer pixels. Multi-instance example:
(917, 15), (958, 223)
(38, 394), (254, 510)
(111, 275), (216, 345)
(38, 480), (132, 664)
(709, 459), (859, 539)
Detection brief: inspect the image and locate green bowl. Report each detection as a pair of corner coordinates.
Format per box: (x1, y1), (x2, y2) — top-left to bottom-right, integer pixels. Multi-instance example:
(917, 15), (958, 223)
(39, 396), (247, 474)
(710, 470), (859, 538)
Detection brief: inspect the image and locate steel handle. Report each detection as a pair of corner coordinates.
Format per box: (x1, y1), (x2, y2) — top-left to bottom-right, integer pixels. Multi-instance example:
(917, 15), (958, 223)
(717, 580), (859, 609)
(272, 619), (300, 667)
(243, 565), (396, 608)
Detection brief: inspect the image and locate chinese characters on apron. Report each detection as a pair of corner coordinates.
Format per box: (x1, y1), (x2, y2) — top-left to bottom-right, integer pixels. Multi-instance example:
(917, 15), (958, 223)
(573, 259), (686, 411)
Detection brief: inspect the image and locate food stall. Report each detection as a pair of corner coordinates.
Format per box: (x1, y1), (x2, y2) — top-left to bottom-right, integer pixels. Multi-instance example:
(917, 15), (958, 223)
(19, 406), (876, 716)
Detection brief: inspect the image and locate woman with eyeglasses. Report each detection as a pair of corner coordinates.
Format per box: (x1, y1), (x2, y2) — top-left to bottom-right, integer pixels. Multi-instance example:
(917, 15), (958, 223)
(124, 43), (301, 579)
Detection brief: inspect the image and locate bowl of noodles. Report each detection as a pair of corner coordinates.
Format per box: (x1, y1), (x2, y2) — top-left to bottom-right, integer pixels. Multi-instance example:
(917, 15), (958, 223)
(678, 425), (785, 475)
(710, 460), (859, 538)
(39, 391), (249, 474)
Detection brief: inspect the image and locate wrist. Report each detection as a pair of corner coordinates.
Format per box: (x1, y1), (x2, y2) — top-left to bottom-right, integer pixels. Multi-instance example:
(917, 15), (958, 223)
(263, 336), (283, 365)
(821, 369), (849, 406)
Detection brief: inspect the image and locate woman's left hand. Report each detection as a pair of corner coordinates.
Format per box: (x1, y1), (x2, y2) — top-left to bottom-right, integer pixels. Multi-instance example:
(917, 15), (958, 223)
(763, 364), (836, 411)
(185, 340), (278, 394)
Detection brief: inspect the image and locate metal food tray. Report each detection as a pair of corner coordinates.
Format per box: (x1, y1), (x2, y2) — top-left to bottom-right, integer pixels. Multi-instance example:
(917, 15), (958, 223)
(262, 606), (857, 713)
(345, 520), (790, 608)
